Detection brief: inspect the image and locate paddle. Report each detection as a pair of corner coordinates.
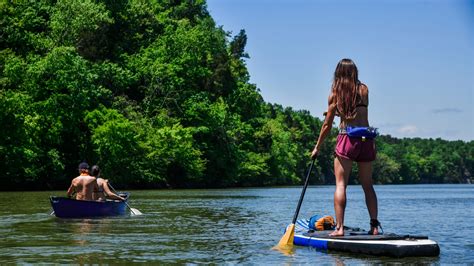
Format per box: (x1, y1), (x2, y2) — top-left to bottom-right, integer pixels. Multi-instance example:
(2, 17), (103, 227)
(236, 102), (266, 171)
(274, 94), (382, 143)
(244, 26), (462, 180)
(274, 159), (316, 250)
(108, 183), (143, 216)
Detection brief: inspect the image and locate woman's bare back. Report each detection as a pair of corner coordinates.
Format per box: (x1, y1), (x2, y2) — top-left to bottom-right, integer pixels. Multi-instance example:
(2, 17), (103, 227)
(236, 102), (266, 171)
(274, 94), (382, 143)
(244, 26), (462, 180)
(337, 83), (370, 129)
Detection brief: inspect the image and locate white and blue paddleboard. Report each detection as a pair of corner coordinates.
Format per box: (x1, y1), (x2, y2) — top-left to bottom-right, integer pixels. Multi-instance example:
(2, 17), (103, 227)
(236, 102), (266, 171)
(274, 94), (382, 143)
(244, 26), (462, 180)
(291, 219), (440, 257)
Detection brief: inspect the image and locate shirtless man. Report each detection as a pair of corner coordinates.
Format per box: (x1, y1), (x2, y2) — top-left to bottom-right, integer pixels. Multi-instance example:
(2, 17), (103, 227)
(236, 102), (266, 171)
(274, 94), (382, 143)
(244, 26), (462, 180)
(67, 162), (99, 201)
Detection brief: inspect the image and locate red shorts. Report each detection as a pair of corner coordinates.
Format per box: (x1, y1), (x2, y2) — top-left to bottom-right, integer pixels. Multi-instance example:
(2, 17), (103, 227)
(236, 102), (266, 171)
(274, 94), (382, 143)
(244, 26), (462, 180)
(335, 134), (376, 162)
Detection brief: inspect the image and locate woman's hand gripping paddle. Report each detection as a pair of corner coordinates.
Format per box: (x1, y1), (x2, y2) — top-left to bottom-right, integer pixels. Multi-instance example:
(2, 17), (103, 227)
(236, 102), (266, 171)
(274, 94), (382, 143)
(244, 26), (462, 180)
(273, 159), (316, 252)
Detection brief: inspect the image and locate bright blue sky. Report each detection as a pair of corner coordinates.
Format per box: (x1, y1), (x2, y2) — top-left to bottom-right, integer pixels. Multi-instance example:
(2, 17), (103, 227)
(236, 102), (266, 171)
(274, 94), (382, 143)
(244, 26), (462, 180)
(207, 0), (474, 141)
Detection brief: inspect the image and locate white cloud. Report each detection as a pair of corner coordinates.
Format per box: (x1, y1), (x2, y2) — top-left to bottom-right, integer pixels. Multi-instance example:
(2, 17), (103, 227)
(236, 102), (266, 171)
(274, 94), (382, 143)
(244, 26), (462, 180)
(432, 108), (462, 114)
(398, 125), (418, 134)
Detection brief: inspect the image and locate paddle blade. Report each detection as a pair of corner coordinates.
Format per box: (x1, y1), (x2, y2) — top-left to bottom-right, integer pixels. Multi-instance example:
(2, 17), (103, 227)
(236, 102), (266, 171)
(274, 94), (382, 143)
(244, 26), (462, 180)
(274, 223), (295, 250)
(130, 208), (143, 216)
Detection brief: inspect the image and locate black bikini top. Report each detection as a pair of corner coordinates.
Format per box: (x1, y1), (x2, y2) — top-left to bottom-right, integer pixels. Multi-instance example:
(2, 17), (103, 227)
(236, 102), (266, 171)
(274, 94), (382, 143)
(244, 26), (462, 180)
(335, 82), (368, 116)
(355, 82), (368, 108)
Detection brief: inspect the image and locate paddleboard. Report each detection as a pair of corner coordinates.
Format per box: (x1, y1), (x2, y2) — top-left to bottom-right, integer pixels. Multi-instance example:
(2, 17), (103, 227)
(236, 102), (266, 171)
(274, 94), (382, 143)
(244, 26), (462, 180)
(291, 218), (440, 257)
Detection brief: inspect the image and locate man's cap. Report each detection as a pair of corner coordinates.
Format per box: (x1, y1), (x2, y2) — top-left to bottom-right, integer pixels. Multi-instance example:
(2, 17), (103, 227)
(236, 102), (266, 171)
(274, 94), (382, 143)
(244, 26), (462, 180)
(78, 162), (89, 170)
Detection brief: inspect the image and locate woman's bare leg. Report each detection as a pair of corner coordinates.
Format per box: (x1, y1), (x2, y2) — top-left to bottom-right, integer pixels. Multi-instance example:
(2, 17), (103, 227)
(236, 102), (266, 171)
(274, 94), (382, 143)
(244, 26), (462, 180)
(358, 161), (379, 235)
(330, 156), (352, 236)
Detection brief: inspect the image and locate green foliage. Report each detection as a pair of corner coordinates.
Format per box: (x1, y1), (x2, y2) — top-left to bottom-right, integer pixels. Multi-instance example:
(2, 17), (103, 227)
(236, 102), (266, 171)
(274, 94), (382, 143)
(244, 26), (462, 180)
(141, 122), (205, 187)
(50, 0), (114, 60)
(85, 108), (142, 184)
(0, 0), (471, 190)
(0, 91), (41, 188)
(85, 107), (204, 188)
(373, 153), (401, 184)
(262, 117), (299, 185)
(0, 0), (53, 55)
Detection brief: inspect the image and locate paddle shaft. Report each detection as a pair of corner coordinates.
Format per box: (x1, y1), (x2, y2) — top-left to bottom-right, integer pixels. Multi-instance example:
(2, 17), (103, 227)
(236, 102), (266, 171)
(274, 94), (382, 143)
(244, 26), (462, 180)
(291, 159), (315, 224)
(123, 199), (135, 213)
(107, 183), (125, 201)
(108, 183), (138, 213)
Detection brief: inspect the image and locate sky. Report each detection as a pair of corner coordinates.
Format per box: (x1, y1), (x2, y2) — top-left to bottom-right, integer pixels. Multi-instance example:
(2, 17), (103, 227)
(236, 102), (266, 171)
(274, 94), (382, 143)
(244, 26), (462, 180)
(206, 0), (474, 141)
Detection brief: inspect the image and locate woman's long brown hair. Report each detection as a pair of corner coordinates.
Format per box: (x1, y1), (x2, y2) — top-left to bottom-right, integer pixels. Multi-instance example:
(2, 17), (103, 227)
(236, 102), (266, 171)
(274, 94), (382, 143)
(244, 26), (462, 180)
(332, 58), (359, 120)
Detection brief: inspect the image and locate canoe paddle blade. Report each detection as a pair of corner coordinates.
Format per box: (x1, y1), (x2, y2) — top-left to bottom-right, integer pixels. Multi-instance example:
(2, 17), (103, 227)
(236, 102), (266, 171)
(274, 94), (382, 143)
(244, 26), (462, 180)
(130, 207), (143, 216)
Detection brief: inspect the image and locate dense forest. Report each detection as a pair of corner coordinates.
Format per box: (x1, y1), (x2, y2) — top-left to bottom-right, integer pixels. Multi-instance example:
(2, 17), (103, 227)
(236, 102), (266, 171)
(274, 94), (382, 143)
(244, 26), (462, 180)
(1, 0), (472, 190)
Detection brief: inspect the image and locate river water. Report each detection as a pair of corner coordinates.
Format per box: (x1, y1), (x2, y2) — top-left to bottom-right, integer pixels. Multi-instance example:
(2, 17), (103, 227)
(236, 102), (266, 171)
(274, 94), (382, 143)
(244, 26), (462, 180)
(0, 184), (473, 264)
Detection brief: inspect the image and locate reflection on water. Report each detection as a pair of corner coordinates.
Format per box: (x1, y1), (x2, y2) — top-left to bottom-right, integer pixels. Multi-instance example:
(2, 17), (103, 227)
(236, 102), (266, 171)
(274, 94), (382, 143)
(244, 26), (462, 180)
(0, 185), (473, 264)
(54, 218), (115, 246)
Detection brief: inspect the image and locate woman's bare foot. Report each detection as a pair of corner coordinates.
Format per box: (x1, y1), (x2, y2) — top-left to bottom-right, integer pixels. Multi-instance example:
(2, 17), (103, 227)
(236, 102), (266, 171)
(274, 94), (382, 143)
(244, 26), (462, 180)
(329, 227), (344, 236)
(369, 219), (381, 235)
(370, 226), (379, 235)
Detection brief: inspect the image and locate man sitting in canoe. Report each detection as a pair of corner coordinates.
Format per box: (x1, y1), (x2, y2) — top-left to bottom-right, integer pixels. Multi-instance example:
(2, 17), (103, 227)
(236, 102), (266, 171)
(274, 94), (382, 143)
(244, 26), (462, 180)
(67, 162), (99, 201)
(90, 165), (125, 201)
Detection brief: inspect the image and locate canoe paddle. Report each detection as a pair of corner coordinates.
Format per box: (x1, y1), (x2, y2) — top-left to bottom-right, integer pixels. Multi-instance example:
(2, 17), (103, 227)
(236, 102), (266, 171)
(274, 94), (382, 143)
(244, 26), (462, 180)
(274, 159), (316, 250)
(108, 183), (143, 216)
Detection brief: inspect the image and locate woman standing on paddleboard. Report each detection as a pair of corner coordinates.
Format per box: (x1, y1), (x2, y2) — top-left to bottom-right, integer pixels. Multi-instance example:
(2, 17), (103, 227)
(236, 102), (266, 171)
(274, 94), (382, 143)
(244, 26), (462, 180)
(311, 58), (381, 236)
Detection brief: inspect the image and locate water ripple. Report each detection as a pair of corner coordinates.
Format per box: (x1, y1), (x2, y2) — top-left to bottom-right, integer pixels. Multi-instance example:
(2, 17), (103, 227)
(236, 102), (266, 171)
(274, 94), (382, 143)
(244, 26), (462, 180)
(0, 185), (473, 263)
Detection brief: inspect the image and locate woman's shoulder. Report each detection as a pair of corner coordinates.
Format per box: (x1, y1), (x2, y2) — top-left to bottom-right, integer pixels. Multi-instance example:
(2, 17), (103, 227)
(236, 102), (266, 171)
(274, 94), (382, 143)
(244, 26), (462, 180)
(328, 90), (337, 102)
(359, 82), (369, 96)
(328, 91), (337, 107)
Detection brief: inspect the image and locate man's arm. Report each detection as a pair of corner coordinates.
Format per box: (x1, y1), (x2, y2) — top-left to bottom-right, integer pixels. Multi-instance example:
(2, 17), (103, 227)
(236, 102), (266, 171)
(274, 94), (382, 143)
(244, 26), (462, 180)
(66, 180), (76, 198)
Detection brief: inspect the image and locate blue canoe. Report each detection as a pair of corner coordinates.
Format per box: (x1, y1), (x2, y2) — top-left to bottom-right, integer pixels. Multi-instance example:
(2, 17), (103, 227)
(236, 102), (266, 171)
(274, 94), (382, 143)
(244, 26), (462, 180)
(50, 193), (129, 218)
(291, 218), (440, 257)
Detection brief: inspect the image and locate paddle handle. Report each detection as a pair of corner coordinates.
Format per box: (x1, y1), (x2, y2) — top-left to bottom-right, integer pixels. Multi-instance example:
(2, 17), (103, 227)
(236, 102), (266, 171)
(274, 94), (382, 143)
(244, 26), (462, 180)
(292, 159), (315, 224)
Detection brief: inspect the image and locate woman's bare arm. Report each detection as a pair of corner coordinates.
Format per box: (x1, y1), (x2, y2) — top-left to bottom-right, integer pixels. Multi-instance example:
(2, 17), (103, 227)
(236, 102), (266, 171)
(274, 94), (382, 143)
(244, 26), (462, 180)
(103, 180), (126, 201)
(311, 93), (337, 158)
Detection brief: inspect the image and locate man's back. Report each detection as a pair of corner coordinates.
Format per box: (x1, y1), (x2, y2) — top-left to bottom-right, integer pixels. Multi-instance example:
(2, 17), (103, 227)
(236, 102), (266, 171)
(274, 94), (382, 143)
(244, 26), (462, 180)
(69, 175), (98, 201)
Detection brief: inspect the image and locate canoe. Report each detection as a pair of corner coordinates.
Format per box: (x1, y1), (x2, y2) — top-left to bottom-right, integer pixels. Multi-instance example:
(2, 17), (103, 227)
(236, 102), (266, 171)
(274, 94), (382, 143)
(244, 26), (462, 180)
(50, 193), (129, 218)
(291, 218), (440, 257)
